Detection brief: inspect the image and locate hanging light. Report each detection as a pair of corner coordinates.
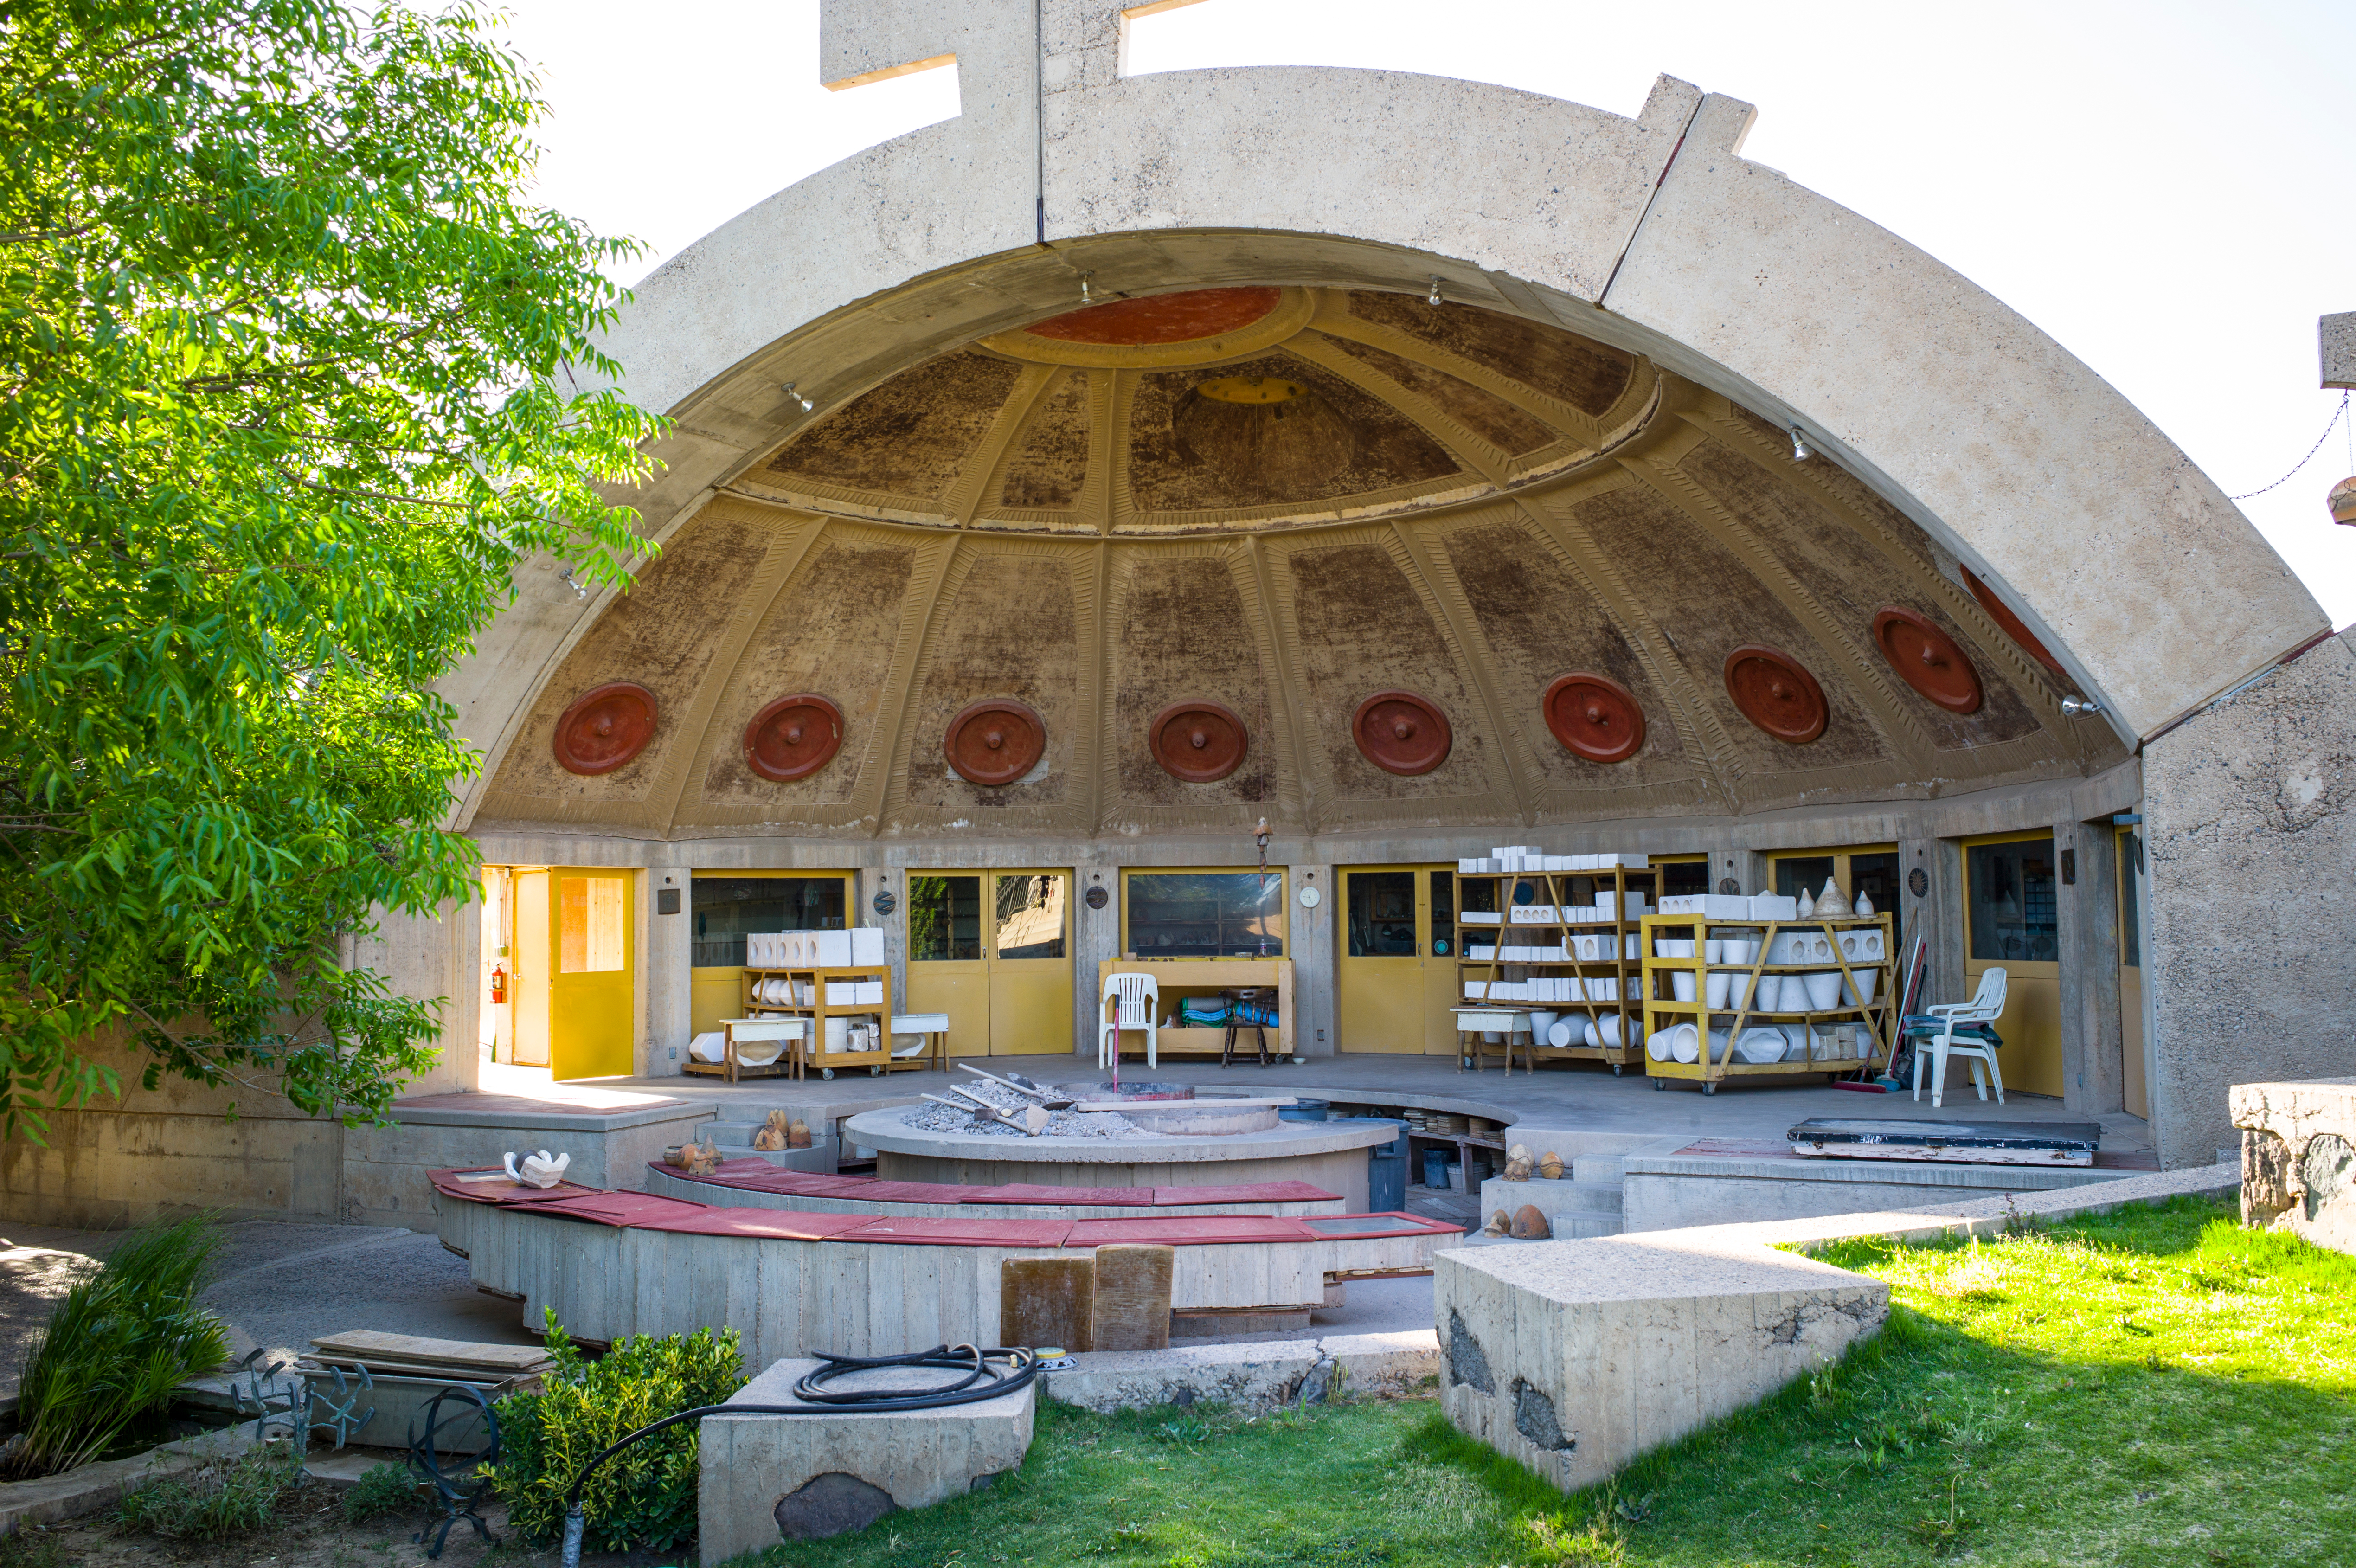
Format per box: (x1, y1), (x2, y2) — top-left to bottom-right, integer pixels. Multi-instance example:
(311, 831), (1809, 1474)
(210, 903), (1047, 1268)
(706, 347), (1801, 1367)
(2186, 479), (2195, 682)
(1427, 275), (1444, 306)
(1789, 427), (1814, 463)
(781, 381), (813, 412)
(1079, 271), (1094, 305)
(2330, 475), (2356, 527)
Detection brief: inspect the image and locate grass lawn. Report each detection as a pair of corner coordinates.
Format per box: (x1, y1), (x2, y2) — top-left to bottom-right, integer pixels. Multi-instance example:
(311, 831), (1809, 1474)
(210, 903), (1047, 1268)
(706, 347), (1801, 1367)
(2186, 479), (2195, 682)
(722, 1196), (2356, 1568)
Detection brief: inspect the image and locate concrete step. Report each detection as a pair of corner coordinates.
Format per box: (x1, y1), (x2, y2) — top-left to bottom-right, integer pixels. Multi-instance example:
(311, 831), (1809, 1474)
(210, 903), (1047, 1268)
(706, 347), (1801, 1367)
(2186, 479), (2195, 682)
(704, 1118), (833, 1148)
(1478, 1176), (1623, 1216)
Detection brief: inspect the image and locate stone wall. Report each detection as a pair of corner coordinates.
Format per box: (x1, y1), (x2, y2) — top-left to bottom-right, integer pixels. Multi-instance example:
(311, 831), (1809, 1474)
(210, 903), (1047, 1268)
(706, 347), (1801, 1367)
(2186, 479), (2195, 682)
(2142, 635), (2356, 1167)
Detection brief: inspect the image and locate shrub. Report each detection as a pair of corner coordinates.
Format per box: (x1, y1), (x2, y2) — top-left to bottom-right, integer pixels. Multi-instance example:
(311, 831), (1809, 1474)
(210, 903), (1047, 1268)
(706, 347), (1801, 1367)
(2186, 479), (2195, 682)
(3, 1218), (230, 1478)
(488, 1311), (745, 1552)
(342, 1461), (424, 1524)
(0, 1526), (68, 1568)
(116, 1448), (297, 1541)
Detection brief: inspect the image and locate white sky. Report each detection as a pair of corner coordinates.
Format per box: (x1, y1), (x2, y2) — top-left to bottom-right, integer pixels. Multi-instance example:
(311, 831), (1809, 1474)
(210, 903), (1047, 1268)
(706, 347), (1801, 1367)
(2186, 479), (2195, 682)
(497, 0), (2356, 624)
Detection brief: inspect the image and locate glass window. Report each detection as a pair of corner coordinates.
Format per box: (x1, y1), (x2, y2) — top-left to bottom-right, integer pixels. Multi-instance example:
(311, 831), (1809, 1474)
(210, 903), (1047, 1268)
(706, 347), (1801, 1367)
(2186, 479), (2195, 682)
(690, 876), (845, 967)
(1774, 856), (1836, 901)
(1346, 872), (1418, 957)
(1428, 871), (1455, 957)
(1658, 860), (1709, 898)
(1968, 836), (2059, 963)
(2118, 831), (2142, 968)
(909, 875), (982, 962)
(994, 873), (1066, 960)
(1126, 871), (1284, 958)
(559, 877), (625, 973)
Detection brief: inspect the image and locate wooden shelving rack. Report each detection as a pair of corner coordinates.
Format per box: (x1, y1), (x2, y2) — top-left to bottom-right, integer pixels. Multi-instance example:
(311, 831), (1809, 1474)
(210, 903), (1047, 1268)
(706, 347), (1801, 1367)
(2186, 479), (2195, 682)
(1453, 863), (1657, 1074)
(738, 965), (892, 1080)
(1637, 913), (1896, 1095)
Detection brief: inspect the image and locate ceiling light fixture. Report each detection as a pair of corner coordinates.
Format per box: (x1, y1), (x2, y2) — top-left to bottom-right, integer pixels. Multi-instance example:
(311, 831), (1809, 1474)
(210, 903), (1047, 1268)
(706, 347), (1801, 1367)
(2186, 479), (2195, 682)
(561, 567), (589, 601)
(782, 381), (813, 412)
(1427, 275), (1444, 306)
(1079, 271), (1094, 305)
(2060, 695), (2102, 718)
(1789, 427), (1814, 463)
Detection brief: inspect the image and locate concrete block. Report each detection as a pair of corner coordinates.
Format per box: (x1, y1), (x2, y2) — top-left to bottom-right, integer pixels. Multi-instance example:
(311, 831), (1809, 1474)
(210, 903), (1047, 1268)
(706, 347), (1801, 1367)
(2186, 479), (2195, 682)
(2324, 311), (2356, 390)
(2232, 1076), (2356, 1253)
(1620, 1151), (2141, 1233)
(699, 1358), (1035, 1562)
(1046, 1341), (1322, 1414)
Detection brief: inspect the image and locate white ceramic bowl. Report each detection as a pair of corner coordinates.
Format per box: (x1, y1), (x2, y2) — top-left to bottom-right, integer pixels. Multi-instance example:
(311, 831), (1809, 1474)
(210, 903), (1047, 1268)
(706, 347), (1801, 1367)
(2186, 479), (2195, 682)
(1704, 970), (1732, 1008)
(1753, 973), (1783, 1011)
(1842, 970), (1880, 1006)
(1549, 1018), (1578, 1048)
(1671, 971), (1698, 1002)
(1803, 970), (1844, 1010)
(1703, 939), (1724, 964)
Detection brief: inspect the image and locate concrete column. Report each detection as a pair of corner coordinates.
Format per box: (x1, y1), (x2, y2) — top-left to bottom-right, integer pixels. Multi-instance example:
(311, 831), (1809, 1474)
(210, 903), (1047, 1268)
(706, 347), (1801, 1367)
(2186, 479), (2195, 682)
(1711, 848), (1770, 897)
(642, 863), (692, 1078)
(353, 889), (479, 1096)
(1290, 863), (1334, 1057)
(867, 867), (910, 1029)
(1895, 836), (1959, 1011)
(1072, 857), (1121, 1061)
(2056, 820), (2124, 1115)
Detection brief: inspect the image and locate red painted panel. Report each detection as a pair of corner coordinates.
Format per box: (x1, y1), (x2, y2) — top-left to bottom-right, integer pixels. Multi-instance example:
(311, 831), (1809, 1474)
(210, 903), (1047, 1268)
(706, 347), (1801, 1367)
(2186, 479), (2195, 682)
(1151, 1182), (1339, 1206)
(1025, 287), (1280, 346)
(836, 1216), (1075, 1248)
(515, 1192), (712, 1229)
(962, 1183), (1157, 1206)
(1066, 1216), (1312, 1246)
(659, 1208), (876, 1240)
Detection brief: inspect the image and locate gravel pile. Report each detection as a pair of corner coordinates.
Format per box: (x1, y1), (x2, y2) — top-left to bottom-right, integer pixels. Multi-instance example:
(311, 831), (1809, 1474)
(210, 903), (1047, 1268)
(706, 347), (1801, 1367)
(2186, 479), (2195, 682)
(900, 1079), (1157, 1139)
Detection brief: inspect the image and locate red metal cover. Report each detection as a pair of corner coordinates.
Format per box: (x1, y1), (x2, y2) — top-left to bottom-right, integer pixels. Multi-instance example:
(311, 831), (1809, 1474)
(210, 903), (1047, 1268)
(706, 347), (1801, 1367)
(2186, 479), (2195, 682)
(1871, 607), (1984, 714)
(835, 1217), (1074, 1249)
(1959, 566), (2067, 680)
(744, 693), (844, 781)
(553, 682), (659, 775)
(1722, 645), (1828, 744)
(431, 1169), (603, 1205)
(943, 698), (1047, 786)
(657, 1208), (876, 1240)
(1025, 287), (1281, 346)
(851, 1181), (976, 1205)
(513, 1192), (712, 1229)
(1541, 672), (1646, 763)
(962, 1183), (1157, 1207)
(1066, 1216), (1312, 1246)
(1148, 700), (1249, 783)
(1151, 1181), (1340, 1206)
(1351, 690), (1452, 776)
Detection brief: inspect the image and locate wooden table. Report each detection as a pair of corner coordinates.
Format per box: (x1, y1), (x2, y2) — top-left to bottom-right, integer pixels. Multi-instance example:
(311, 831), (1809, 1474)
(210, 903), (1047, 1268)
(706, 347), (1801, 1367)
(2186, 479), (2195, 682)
(1450, 1007), (1534, 1073)
(1095, 958), (1295, 1060)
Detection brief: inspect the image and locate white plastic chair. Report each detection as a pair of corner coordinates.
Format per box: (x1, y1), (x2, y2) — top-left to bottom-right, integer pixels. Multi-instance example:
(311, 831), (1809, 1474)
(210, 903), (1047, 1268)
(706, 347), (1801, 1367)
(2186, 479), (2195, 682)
(1100, 972), (1158, 1069)
(1912, 967), (2008, 1108)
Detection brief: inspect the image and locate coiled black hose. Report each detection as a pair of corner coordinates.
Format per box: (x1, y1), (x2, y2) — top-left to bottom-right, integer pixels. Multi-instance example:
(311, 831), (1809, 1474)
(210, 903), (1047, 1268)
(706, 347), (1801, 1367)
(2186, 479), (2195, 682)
(558, 1345), (1038, 1568)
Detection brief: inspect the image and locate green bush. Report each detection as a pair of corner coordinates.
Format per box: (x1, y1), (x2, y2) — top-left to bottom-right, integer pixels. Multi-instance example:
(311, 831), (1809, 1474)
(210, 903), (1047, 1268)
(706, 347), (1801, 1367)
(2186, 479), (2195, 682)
(488, 1311), (745, 1552)
(341, 1460), (423, 1524)
(116, 1448), (297, 1541)
(3, 1217), (230, 1478)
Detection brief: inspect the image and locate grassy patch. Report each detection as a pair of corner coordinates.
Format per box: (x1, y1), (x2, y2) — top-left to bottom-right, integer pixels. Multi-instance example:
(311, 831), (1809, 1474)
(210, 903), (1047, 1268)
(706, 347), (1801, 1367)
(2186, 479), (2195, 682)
(115, 1447), (299, 1542)
(720, 1197), (2356, 1568)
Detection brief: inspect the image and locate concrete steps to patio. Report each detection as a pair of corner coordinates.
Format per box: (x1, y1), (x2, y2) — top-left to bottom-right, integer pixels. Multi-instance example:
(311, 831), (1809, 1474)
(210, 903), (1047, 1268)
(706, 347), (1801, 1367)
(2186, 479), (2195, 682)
(697, 1115), (837, 1172)
(1476, 1174), (1626, 1238)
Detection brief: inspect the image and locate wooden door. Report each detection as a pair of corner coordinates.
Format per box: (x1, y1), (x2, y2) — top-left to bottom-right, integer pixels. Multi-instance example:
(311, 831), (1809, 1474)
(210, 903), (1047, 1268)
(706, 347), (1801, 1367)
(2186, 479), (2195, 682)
(549, 869), (633, 1080)
(2118, 826), (2148, 1119)
(1961, 832), (2063, 1098)
(906, 874), (988, 1059)
(511, 870), (550, 1067)
(1339, 868), (1422, 1053)
(989, 870), (1072, 1056)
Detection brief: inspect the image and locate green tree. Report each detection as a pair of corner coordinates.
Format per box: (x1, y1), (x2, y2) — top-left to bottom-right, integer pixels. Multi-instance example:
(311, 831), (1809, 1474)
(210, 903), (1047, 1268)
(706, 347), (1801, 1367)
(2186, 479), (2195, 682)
(0, 0), (662, 1135)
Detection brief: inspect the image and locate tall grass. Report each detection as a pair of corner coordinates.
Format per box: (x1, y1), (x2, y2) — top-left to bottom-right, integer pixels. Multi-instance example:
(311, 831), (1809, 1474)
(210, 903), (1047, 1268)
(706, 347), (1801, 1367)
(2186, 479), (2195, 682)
(1, 1217), (230, 1478)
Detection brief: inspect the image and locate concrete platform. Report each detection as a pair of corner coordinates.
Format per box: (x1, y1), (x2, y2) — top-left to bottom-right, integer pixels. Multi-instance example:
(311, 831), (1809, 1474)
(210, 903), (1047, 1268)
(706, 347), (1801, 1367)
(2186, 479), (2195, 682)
(700, 1357), (1035, 1562)
(2233, 1076), (2356, 1252)
(1619, 1141), (2156, 1232)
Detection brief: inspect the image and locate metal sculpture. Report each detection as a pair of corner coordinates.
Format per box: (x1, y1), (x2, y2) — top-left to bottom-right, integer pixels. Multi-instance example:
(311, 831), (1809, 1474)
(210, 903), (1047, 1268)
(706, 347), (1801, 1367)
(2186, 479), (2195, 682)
(409, 1383), (502, 1559)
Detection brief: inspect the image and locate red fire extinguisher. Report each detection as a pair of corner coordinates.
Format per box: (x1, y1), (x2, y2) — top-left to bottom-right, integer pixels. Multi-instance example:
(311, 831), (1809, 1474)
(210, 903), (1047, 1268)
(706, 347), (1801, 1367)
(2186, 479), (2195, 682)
(489, 964), (507, 1005)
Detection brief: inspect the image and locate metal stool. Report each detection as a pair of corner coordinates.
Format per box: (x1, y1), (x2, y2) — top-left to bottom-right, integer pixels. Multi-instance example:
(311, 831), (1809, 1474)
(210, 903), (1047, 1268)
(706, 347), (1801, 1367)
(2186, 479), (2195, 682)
(1220, 987), (1271, 1067)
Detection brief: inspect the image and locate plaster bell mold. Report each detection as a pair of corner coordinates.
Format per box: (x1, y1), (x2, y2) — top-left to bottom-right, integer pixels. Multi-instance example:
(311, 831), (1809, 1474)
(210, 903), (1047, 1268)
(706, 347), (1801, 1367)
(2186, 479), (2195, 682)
(744, 693), (844, 782)
(503, 1149), (571, 1189)
(1541, 671), (1646, 763)
(1148, 699), (1249, 783)
(553, 682), (659, 776)
(1723, 645), (1828, 744)
(1872, 606), (1984, 714)
(944, 699), (1047, 787)
(1813, 877), (1852, 918)
(1352, 690), (1452, 776)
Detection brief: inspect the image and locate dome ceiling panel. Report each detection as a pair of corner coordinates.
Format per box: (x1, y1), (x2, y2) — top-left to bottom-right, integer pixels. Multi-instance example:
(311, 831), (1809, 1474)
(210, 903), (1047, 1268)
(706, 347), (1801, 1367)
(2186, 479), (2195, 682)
(1316, 335), (1556, 457)
(898, 548), (1084, 820)
(994, 367), (1091, 510)
(1342, 291), (1634, 419)
(692, 536), (918, 816)
(1280, 537), (1502, 810)
(758, 349), (1023, 510)
(1108, 552), (1278, 813)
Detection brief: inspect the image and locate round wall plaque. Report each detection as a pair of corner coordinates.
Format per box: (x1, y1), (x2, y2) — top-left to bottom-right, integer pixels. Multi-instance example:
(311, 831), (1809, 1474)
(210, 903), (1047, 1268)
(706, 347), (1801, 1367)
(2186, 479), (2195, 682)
(1351, 691), (1452, 776)
(1148, 699), (1250, 782)
(1908, 867), (1929, 898)
(1723, 645), (1828, 745)
(1541, 672), (1646, 763)
(872, 890), (897, 917)
(1871, 608), (1984, 714)
(744, 693), (845, 781)
(1085, 885), (1109, 910)
(552, 682), (658, 776)
(944, 698), (1047, 787)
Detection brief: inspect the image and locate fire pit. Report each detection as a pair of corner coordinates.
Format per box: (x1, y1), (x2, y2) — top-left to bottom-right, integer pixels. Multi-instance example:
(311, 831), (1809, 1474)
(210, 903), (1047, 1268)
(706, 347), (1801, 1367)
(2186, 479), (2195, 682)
(1056, 1081), (1194, 1102)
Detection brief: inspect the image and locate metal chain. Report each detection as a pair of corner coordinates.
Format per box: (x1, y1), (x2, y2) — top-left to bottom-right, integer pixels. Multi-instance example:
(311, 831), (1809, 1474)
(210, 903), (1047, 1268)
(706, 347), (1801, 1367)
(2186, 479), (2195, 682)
(2228, 392), (2350, 500)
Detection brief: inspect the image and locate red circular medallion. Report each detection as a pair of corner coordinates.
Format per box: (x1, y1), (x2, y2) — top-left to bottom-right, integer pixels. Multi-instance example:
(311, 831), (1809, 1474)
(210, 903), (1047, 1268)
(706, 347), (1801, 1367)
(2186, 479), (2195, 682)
(1024, 287), (1281, 346)
(1352, 691), (1453, 776)
(944, 699), (1047, 787)
(553, 682), (659, 775)
(744, 693), (845, 781)
(1723, 646), (1828, 745)
(1541, 672), (1647, 763)
(1872, 608), (1983, 715)
(1149, 700), (1249, 783)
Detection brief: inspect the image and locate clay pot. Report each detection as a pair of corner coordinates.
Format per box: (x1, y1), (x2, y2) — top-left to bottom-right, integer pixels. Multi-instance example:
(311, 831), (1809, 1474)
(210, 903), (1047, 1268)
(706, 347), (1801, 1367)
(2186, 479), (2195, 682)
(1483, 1210), (1512, 1237)
(1537, 1151), (1565, 1180)
(1510, 1205), (1552, 1240)
(751, 1110), (790, 1151)
(1505, 1154), (1533, 1182)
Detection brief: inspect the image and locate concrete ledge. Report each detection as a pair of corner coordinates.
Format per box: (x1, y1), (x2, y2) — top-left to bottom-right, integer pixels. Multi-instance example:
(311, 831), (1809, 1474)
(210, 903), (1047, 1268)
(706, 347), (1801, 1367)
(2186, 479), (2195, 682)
(1044, 1329), (1440, 1414)
(347, 1099), (714, 1232)
(2231, 1077), (2356, 1253)
(1621, 1150), (2144, 1233)
(0, 1424), (259, 1532)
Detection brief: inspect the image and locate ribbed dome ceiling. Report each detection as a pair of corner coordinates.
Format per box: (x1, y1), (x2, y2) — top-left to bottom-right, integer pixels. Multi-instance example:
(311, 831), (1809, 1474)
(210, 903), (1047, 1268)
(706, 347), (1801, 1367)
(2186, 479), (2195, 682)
(473, 287), (2120, 842)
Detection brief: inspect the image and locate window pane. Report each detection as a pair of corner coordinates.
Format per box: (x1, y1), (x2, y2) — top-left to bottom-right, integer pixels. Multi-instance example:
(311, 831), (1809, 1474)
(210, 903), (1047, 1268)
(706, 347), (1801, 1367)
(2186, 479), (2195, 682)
(1774, 856), (1836, 901)
(1658, 860), (1709, 898)
(1126, 871), (1284, 958)
(995, 873), (1066, 960)
(909, 875), (982, 962)
(1967, 837), (2058, 963)
(2118, 832), (2142, 968)
(559, 877), (625, 973)
(1428, 871), (1455, 957)
(1346, 872), (1418, 957)
(1848, 852), (1903, 955)
(690, 876), (845, 967)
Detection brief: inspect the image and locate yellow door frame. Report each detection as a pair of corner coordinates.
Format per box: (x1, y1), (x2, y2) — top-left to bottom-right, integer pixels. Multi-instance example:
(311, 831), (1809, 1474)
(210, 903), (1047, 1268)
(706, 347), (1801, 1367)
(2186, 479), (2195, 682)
(2117, 825), (2149, 1120)
(511, 868), (551, 1067)
(688, 870), (855, 1039)
(1960, 829), (2063, 1098)
(548, 867), (634, 1081)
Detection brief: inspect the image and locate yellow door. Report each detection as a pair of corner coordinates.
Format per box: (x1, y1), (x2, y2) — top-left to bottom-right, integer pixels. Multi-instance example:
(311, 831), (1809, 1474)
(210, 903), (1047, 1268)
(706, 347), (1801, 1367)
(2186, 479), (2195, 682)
(2118, 826), (2148, 1119)
(989, 870), (1072, 1056)
(907, 874), (989, 1059)
(1961, 832), (2063, 1098)
(1336, 865), (1458, 1054)
(511, 870), (550, 1067)
(549, 869), (633, 1080)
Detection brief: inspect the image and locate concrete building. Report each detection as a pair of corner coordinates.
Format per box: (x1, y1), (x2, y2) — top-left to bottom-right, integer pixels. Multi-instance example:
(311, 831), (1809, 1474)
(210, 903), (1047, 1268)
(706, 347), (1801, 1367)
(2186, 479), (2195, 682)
(10, 0), (2353, 1226)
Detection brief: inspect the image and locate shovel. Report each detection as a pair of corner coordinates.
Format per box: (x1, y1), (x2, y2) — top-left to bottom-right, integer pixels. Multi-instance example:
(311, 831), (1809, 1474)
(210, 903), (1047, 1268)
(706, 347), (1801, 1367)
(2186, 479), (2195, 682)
(957, 1063), (1076, 1110)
